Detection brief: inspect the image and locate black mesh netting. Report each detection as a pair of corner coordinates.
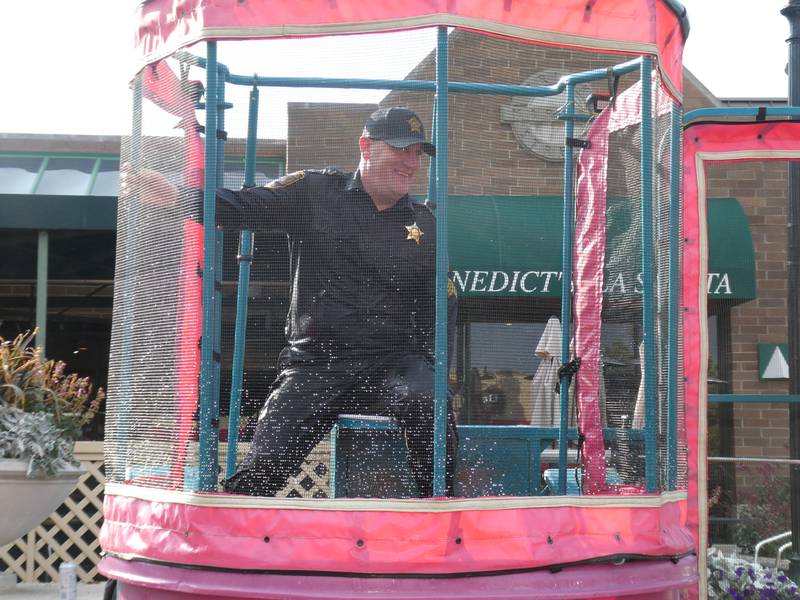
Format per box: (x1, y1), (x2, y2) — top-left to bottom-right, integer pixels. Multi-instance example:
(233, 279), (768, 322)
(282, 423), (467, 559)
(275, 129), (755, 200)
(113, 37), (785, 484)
(105, 31), (685, 499)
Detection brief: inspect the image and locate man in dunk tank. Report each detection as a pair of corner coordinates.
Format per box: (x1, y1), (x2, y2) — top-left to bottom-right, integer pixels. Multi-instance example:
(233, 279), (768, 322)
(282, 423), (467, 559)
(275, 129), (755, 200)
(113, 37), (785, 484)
(100, 2), (712, 599)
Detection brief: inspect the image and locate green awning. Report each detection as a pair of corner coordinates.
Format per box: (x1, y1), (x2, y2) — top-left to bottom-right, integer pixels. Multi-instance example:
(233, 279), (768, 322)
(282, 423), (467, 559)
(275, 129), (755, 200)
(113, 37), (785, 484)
(448, 195), (756, 301)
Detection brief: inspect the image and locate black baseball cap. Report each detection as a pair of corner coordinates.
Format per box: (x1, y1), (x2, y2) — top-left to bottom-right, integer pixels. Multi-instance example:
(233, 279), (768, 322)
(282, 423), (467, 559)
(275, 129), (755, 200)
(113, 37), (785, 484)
(364, 107), (436, 157)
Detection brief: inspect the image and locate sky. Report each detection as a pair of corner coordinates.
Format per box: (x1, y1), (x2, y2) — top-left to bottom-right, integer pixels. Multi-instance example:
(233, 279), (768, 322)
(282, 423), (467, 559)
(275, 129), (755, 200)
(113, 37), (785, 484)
(0, 0), (793, 137)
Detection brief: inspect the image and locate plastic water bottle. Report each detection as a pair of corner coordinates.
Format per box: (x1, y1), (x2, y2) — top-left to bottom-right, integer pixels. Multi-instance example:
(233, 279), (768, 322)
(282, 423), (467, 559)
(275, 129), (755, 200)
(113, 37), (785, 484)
(58, 561), (77, 600)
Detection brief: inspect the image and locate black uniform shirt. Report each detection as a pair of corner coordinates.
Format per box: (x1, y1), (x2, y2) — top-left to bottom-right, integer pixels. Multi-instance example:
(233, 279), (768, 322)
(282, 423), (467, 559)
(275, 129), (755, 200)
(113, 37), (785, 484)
(217, 169), (436, 359)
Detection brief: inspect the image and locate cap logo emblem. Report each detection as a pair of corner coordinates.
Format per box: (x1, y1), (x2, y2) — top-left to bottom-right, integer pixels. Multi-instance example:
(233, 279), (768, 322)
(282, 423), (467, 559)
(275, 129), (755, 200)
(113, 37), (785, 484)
(407, 117), (422, 133)
(405, 222), (424, 245)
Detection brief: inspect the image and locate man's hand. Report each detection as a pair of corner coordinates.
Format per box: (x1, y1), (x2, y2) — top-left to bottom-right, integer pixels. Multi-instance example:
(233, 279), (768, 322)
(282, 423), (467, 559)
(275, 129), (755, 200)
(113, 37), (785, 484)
(120, 163), (179, 208)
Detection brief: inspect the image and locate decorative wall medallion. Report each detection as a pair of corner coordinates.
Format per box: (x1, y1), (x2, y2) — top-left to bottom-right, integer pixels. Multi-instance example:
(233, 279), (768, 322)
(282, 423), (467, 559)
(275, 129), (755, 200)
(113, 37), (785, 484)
(500, 68), (593, 162)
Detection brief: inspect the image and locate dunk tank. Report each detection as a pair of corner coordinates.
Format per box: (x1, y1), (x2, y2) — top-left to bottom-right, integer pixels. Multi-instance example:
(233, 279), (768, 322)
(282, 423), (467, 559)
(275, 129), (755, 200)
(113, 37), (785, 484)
(100, 1), (704, 598)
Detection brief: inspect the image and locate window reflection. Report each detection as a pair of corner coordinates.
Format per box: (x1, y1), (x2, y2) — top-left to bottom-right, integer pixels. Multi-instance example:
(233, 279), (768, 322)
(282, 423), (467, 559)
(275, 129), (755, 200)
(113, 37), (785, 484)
(0, 156), (43, 193)
(90, 160), (120, 196)
(456, 320), (644, 428)
(36, 158), (95, 195)
(459, 322), (545, 424)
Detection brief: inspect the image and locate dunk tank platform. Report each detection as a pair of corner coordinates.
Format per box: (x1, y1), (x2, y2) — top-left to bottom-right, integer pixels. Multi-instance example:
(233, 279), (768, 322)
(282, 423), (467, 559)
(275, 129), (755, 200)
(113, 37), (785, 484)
(100, 1), (703, 598)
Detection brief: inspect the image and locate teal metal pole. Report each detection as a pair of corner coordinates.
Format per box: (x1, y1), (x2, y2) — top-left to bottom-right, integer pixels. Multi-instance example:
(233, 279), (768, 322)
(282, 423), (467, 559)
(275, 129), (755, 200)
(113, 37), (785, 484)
(35, 231), (48, 355)
(207, 62), (227, 488)
(180, 48), (641, 98)
(208, 228), (223, 485)
(640, 57), (658, 493)
(427, 103), (437, 203)
(225, 82), (259, 478)
(557, 83), (576, 496)
(198, 41), (220, 492)
(223, 64), (642, 96)
(216, 65), (228, 188)
(244, 84), (259, 188)
(709, 394), (800, 404)
(666, 101), (682, 490)
(684, 106), (800, 122)
(432, 25), (449, 497)
(782, 1), (800, 580)
(226, 230), (253, 478)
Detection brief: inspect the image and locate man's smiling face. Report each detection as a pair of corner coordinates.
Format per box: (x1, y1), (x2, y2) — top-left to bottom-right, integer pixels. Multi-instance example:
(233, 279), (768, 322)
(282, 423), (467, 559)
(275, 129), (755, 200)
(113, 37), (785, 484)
(361, 139), (423, 207)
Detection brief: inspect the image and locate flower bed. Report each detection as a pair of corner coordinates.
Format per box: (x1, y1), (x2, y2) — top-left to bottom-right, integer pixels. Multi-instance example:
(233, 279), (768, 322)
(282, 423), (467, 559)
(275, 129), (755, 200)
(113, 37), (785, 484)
(708, 547), (799, 599)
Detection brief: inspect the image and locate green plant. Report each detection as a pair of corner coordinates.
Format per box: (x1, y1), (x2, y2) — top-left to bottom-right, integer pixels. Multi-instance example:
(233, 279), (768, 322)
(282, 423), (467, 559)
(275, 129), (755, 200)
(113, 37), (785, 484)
(708, 547), (799, 599)
(0, 330), (104, 476)
(733, 464), (791, 556)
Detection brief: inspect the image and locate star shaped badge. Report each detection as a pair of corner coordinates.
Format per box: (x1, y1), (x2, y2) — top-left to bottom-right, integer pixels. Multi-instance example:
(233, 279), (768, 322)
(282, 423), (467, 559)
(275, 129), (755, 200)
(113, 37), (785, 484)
(405, 222), (424, 245)
(407, 117), (422, 133)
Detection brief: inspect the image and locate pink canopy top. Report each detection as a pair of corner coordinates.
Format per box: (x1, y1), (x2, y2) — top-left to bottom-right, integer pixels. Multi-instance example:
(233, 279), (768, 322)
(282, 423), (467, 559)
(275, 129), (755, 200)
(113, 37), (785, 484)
(133, 0), (688, 100)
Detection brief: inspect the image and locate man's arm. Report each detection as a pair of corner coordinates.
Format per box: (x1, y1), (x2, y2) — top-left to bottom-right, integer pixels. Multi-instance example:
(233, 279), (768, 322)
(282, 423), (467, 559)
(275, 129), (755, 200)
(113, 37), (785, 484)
(122, 166), (309, 233)
(216, 171), (308, 233)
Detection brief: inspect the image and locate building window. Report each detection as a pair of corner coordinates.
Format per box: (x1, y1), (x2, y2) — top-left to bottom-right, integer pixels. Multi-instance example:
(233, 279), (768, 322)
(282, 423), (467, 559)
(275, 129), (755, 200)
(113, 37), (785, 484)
(0, 156), (42, 193)
(35, 158), (97, 195)
(91, 159), (121, 196)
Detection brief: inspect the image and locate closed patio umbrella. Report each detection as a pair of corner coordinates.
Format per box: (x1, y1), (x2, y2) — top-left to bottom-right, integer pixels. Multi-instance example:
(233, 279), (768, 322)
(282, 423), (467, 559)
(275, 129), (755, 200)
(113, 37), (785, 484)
(530, 317), (574, 427)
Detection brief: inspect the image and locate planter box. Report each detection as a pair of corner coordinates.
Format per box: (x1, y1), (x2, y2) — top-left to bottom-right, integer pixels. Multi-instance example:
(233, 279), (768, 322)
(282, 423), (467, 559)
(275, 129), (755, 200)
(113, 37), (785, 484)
(0, 459), (85, 546)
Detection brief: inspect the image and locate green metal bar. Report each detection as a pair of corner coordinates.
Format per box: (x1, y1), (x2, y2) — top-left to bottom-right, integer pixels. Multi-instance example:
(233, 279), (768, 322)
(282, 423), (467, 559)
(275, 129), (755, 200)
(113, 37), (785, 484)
(666, 101), (682, 490)
(329, 425), (339, 498)
(456, 425), (645, 442)
(35, 230), (48, 354)
(243, 85), (259, 188)
(432, 25), (449, 498)
(684, 106), (800, 123)
(641, 57), (658, 493)
(30, 156), (49, 194)
(338, 416), (401, 431)
(784, 1), (800, 582)
(86, 158), (102, 195)
(198, 41), (221, 492)
(216, 65), (228, 188)
(709, 394), (800, 404)
(427, 102), (437, 203)
(208, 228), (223, 483)
(225, 230), (253, 479)
(557, 82), (576, 496)
(179, 50), (641, 98)
(223, 65), (642, 96)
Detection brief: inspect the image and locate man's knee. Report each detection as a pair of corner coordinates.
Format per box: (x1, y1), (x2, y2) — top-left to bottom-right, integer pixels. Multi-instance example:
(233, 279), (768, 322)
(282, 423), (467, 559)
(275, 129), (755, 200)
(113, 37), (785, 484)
(383, 354), (434, 402)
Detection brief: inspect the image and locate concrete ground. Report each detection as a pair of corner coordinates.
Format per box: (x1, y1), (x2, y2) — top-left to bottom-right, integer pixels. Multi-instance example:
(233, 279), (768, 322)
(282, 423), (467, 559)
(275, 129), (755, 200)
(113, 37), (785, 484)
(0, 583), (106, 599)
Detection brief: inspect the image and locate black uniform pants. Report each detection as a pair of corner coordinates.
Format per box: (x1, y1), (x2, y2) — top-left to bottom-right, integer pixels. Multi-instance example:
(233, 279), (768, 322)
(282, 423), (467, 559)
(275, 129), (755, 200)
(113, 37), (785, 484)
(223, 351), (458, 497)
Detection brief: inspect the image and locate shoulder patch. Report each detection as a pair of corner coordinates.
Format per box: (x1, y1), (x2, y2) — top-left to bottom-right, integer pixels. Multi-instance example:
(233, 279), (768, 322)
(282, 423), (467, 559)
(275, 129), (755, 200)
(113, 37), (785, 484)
(265, 170), (305, 189)
(448, 277), (458, 298)
(308, 167), (343, 177)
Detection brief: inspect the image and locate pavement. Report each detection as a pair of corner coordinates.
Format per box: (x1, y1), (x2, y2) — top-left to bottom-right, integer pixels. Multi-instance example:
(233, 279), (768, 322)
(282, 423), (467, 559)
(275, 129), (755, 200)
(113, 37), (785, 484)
(0, 583), (106, 599)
